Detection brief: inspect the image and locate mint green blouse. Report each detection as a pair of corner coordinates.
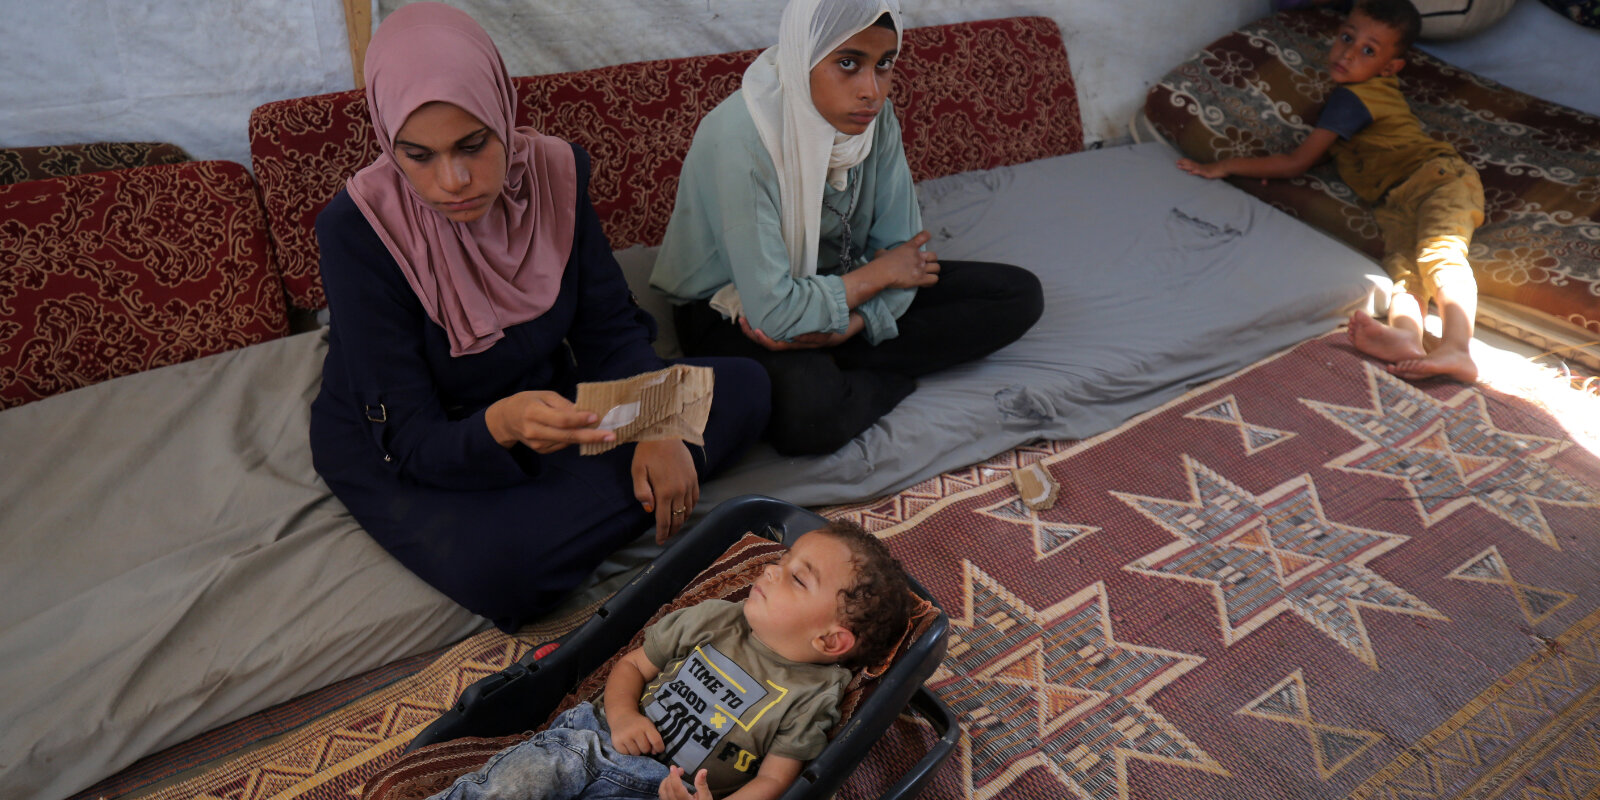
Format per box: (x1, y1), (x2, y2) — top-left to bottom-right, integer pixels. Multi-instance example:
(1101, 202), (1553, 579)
(649, 92), (922, 345)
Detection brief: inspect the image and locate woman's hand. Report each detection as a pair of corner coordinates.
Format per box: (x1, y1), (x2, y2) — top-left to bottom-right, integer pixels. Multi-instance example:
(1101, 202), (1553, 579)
(485, 390), (614, 453)
(632, 439), (699, 543)
(738, 312), (863, 351)
(865, 230), (939, 290)
(658, 767), (710, 800)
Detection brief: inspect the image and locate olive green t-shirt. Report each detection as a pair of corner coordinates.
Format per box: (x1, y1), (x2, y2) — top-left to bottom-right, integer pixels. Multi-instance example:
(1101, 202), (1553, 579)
(1321, 76), (1456, 204)
(639, 598), (851, 798)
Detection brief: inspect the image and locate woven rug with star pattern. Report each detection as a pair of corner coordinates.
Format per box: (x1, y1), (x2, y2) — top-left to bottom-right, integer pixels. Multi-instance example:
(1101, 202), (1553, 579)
(68, 330), (1600, 800)
(827, 330), (1600, 800)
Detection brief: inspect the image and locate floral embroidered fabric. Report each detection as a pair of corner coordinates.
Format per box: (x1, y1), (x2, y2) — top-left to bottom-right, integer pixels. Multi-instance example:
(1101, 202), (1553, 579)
(1144, 9), (1600, 336)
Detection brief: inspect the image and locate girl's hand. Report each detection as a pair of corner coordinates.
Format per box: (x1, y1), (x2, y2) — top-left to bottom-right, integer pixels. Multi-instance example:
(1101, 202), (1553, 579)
(485, 390), (614, 453)
(865, 230), (939, 290)
(658, 766), (710, 800)
(632, 439), (699, 543)
(738, 313), (862, 351)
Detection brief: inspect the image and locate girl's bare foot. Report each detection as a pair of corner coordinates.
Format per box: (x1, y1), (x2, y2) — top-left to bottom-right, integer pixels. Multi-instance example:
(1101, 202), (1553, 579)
(1388, 345), (1478, 383)
(1347, 310), (1424, 362)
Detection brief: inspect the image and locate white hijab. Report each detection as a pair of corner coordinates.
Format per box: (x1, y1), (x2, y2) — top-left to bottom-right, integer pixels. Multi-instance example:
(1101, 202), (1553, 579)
(712, 0), (903, 320)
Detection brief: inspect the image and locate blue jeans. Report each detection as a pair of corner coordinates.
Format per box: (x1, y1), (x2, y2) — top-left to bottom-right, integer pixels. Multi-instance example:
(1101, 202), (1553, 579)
(430, 703), (671, 800)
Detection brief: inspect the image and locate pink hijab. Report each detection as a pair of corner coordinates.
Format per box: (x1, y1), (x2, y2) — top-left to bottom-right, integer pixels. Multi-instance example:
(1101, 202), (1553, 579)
(348, 2), (577, 357)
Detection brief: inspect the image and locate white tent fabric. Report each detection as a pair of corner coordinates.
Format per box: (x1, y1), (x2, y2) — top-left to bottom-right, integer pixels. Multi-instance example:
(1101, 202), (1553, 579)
(1, 0), (1272, 168)
(379, 0), (1266, 153)
(1416, 0), (1600, 117)
(0, 0), (351, 168)
(3, 1), (1596, 173)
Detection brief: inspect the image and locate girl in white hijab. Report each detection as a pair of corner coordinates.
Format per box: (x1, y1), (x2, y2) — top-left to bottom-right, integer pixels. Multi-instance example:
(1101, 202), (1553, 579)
(652, 0), (1044, 456)
(725, 0), (903, 318)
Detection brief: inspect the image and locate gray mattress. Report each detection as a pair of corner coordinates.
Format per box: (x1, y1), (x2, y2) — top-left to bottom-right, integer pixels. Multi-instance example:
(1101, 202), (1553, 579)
(696, 142), (1384, 508)
(0, 141), (1381, 800)
(0, 331), (487, 800)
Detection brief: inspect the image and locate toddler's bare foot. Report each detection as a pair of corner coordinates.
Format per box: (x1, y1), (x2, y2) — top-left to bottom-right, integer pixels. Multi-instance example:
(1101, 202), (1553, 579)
(1347, 310), (1424, 363)
(1388, 346), (1478, 383)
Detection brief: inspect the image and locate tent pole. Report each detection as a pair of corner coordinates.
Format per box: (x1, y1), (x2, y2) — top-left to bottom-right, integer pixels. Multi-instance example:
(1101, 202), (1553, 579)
(343, 0), (373, 88)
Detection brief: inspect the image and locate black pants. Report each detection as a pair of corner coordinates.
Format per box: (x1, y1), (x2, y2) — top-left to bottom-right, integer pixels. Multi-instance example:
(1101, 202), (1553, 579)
(675, 260), (1043, 456)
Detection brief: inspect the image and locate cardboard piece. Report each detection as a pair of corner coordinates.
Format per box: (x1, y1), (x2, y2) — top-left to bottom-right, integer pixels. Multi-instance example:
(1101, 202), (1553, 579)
(573, 365), (715, 455)
(1014, 462), (1060, 511)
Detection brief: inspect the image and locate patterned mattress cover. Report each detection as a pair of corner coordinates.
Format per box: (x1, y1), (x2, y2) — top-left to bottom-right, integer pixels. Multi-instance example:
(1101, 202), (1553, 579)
(1142, 9), (1600, 344)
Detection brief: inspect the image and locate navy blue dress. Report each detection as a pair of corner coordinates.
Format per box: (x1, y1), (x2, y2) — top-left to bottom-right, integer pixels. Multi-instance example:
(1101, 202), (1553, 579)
(310, 145), (769, 631)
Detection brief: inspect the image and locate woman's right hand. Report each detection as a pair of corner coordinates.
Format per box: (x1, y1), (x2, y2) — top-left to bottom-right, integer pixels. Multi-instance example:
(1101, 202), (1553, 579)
(864, 230), (939, 290)
(484, 390), (615, 453)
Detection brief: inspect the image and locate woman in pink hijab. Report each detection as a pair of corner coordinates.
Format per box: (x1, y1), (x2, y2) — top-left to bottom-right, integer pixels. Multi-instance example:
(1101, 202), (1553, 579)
(309, 3), (769, 632)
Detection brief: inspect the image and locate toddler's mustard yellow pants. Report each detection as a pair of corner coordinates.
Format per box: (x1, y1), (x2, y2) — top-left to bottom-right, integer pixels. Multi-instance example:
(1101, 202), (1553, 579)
(1373, 155), (1485, 308)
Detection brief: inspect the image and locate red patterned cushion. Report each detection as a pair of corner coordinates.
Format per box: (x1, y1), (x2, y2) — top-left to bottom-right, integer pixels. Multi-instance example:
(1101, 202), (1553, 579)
(250, 16), (1080, 311)
(895, 16), (1082, 182)
(1144, 9), (1600, 335)
(0, 141), (191, 186)
(0, 161), (289, 409)
(248, 92), (379, 312)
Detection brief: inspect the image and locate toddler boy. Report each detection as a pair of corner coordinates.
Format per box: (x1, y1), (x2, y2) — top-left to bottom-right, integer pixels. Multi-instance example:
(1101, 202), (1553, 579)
(1179, 0), (1485, 382)
(429, 520), (913, 800)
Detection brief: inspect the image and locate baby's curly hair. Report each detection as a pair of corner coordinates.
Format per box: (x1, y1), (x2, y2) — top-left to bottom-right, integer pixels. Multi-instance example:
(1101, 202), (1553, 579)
(814, 520), (915, 671)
